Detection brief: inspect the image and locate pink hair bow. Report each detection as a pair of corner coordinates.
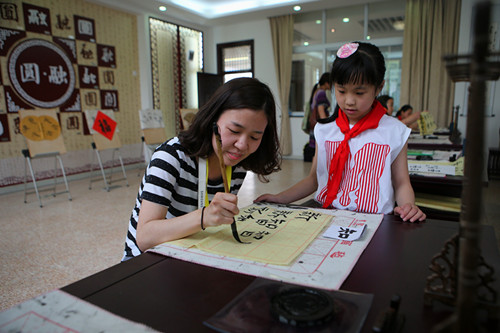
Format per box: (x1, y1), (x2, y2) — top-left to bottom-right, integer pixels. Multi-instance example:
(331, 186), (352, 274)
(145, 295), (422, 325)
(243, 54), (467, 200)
(337, 42), (359, 58)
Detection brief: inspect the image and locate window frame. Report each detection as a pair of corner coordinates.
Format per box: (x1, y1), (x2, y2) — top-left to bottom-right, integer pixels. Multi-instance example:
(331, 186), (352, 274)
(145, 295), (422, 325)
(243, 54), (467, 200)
(217, 40), (254, 81)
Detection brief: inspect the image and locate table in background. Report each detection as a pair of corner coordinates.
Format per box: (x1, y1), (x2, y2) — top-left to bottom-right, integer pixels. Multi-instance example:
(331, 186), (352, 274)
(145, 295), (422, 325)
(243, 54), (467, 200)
(62, 215), (500, 332)
(410, 174), (463, 221)
(408, 134), (463, 151)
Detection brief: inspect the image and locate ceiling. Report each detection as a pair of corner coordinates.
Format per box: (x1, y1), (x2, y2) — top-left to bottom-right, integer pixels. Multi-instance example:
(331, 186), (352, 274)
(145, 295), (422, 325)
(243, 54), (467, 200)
(86, 0), (388, 27)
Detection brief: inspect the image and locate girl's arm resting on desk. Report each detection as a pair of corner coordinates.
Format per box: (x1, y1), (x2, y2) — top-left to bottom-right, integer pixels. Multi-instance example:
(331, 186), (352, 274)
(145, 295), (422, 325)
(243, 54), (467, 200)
(391, 143), (426, 222)
(136, 192), (239, 251)
(254, 151), (319, 204)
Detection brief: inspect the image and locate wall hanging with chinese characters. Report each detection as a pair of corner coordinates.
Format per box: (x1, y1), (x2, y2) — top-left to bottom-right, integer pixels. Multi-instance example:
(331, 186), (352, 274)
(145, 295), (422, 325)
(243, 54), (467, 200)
(0, 0), (140, 163)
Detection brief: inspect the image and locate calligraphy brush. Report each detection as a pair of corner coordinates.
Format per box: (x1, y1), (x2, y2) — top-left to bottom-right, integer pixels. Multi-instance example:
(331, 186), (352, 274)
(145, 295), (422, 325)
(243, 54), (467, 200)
(213, 122), (229, 193)
(212, 122), (248, 244)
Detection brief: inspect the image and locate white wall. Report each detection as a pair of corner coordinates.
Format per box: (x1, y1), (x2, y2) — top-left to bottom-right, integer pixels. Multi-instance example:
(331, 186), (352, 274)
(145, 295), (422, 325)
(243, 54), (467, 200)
(208, 19), (281, 116)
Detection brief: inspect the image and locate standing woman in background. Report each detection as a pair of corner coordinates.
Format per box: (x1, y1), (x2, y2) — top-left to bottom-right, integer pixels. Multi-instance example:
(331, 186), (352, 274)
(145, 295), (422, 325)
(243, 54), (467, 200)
(308, 72), (332, 145)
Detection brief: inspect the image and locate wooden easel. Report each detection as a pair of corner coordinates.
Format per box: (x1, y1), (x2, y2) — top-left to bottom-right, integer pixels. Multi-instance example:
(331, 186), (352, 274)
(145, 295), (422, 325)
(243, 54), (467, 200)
(85, 110), (129, 192)
(18, 110), (72, 207)
(138, 109), (167, 174)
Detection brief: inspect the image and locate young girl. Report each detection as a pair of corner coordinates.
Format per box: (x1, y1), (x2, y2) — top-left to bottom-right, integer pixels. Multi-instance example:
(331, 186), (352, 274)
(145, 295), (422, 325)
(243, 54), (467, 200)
(396, 104), (421, 130)
(123, 78), (282, 261)
(377, 94), (394, 115)
(256, 42), (425, 222)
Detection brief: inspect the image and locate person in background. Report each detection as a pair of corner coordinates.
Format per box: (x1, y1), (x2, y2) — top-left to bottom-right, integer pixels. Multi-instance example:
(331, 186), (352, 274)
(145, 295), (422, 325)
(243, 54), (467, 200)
(308, 73), (332, 142)
(395, 104), (421, 130)
(123, 78), (282, 261)
(255, 41), (425, 223)
(377, 94), (394, 115)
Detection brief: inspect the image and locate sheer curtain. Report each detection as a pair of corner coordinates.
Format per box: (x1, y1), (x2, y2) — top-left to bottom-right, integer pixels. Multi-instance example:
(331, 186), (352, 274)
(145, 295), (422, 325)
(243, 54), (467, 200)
(269, 15), (294, 155)
(400, 0), (461, 128)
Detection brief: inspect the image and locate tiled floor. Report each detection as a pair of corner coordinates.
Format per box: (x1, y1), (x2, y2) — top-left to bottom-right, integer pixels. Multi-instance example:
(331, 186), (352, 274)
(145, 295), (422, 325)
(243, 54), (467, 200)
(0, 158), (498, 311)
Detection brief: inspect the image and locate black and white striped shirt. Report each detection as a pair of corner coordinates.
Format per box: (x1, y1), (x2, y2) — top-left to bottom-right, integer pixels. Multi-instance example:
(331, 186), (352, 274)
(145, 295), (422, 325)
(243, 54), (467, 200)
(123, 137), (247, 260)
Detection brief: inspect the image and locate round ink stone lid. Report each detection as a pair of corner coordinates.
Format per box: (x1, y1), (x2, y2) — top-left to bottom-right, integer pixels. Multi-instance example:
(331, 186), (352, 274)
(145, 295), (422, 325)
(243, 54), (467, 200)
(270, 287), (335, 327)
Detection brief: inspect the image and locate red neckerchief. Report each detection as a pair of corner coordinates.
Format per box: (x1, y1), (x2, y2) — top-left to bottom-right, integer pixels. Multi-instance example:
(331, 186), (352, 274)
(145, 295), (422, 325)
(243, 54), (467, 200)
(322, 100), (386, 208)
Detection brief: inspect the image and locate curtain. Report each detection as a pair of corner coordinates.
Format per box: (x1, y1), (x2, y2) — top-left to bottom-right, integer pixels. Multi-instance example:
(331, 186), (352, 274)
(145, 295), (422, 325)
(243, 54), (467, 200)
(400, 0), (461, 128)
(269, 15), (294, 156)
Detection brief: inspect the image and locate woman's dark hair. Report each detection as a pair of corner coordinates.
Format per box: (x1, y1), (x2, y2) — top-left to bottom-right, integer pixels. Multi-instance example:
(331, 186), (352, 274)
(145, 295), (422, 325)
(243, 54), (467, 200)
(396, 104), (413, 117)
(377, 95), (393, 109)
(178, 77), (281, 181)
(330, 42), (386, 88)
(308, 72), (331, 106)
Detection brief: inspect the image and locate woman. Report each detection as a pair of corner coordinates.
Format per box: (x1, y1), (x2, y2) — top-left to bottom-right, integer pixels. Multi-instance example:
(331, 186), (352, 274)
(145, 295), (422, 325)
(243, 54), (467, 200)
(123, 78), (282, 260)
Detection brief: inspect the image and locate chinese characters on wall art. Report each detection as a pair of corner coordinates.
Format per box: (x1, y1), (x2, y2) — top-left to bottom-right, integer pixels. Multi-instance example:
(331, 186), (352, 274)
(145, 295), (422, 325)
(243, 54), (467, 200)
(0, 1), (119, 142)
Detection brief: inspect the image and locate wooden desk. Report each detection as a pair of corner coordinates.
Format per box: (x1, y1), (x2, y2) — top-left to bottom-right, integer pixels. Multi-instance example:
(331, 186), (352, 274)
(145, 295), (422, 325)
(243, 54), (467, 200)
(408, 142), (463, 151)
(62, 216), (499, 332)
(410, 174), (463, 198)
(407, 134), (463, 151)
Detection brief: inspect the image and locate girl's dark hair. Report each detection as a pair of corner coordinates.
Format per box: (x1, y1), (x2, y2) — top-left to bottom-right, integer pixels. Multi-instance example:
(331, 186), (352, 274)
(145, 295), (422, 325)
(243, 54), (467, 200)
(377, 95), (393, 109)
(396, 104), (413, 117)
(178, 77), (281, 181)
(308, 72), (331, 106)
(330, 41), (386, 87)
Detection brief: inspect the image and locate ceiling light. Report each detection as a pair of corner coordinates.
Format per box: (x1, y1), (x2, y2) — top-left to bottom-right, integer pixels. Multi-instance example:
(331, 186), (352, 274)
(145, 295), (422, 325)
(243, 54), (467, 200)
(393, 20), (405, 31)
(366, 36), (371, 40)
(331, 28), (335, 33)
(316, 20), (321, 24)
(159, 6), (167, 11)
(342, 17), (350, 23)
(293, 5), (301, 12)
(303, 41), (309, 46)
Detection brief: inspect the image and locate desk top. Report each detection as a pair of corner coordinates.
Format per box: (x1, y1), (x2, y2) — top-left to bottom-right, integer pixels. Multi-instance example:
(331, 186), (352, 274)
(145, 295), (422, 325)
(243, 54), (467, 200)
(407, 135), (463, 151)
(62, 215), (500, 332)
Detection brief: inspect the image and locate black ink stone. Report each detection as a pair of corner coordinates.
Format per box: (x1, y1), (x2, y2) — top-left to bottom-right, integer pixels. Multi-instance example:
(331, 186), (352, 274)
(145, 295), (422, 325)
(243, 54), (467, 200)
(271, 287), (335, 327)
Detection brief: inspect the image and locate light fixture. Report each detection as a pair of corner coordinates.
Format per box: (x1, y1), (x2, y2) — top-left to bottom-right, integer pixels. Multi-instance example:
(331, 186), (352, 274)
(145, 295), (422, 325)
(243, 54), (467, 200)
(159, 6), (167, 11)
(303, 41), (309, 46)
(393, 20), (405, 31)
(342, 17), (349, 23)
(293, 5), (301, 12)
(316, 20), (321, 24)
(366, 36), (371, 40)
(331, 28), (335, 33)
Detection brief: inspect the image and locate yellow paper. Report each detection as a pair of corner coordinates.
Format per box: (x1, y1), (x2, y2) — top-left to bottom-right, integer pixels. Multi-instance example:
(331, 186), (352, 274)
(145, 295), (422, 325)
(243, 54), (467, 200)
(168, 204), (333, 266)
(417, 111), (437, 135)
(415, 193), (461, 212)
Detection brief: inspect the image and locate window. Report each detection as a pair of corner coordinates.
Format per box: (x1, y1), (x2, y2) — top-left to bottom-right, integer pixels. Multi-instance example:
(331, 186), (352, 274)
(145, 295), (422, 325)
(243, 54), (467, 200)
(149, 18), (203, 136)
(217, 40), (254, 82)
(290, 0), (405, 112)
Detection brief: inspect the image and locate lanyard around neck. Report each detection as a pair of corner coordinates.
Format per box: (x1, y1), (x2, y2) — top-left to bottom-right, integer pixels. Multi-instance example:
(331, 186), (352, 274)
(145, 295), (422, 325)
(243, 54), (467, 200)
(198, 158), (232, 209)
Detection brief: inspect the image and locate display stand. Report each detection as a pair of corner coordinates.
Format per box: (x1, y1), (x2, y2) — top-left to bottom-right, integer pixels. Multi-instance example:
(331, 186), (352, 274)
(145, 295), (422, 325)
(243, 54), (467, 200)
(88, 132), (129, 192)
(137, 109), (167, 175)
(18, 110), (72, 207)
(425, 2), (499, 331)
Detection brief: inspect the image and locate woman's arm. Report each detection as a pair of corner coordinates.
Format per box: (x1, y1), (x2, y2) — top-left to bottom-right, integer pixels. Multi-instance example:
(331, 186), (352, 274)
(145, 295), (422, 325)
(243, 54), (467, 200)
(391, 143), (426, 222)
(317, 104), (328, 119)
(254, 147), (319, 204)
(136, 192), (239, 251)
